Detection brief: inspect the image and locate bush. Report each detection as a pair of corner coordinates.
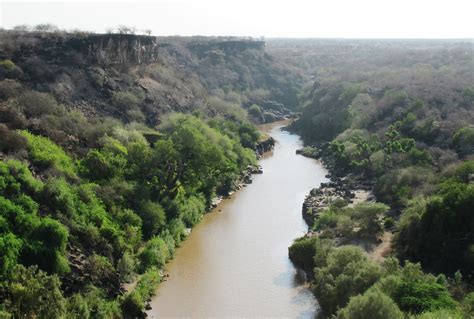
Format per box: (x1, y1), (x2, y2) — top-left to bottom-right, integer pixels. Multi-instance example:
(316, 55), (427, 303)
(19, 131), (77, 178)
(288, 236), (318, 273)
(121, 268), (161, 318)
(312, 245), (382, 315)
(0, 105), (28, 129)
(453, 126), (474, 157)
(112, 91), (143, 111)
(17, 91), (64, 118)
(336, 288), (404, 319)
(394, 182), (474, 279)
(392, 280), (457, 314)
(137, 201), (166, 240)
(350, 202), (388, 238)
(80, 149), (126, 181)
(413, 309), (464, 319)
(0, 60), (23, 80)
(138, 236), (169, 271)
(1, 265), (66, 318)
(178, 195), (206, 227)
(0, 79), (22, 100)
(0, 124), (27, 152)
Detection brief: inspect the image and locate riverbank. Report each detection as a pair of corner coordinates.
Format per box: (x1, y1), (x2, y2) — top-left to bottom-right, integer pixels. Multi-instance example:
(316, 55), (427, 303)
(146, 122), (326, 318)
(121, 132), (276, 315)
(292, 139), (395, 262)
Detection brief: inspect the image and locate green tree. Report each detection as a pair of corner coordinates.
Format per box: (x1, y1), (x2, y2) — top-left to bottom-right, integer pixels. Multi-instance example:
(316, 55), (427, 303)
(453, 126), (474, 157)
(2, 265), (66, 318)
(312, 246), (382, 315)
(336, 288), (404, 319)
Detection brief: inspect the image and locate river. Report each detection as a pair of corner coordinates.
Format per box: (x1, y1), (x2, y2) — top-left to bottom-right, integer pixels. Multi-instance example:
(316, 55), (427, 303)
(147, 121), (328, 318)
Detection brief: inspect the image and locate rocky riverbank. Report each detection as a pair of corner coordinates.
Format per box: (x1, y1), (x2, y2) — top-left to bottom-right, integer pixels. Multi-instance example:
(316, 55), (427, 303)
(302, 176), (375, 227)
(295, 146), (375, 228)
(210, 136), (274, 209)
(255, 135), (275, 156)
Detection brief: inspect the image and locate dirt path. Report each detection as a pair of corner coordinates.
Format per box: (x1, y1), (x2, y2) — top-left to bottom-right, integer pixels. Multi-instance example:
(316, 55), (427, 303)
(369, 231), (393, 262)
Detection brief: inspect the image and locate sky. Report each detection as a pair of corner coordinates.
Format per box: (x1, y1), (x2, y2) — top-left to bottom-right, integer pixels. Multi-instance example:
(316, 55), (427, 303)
(1, 0), (473, 38)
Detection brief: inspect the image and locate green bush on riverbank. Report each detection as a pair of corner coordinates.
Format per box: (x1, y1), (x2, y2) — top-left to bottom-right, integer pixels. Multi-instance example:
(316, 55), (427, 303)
(0, 113), (259, 317)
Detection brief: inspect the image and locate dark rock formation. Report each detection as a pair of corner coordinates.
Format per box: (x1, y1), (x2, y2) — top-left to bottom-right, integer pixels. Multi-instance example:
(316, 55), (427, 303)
(1, 33), (159, 66)
(255, 136), (275, 155)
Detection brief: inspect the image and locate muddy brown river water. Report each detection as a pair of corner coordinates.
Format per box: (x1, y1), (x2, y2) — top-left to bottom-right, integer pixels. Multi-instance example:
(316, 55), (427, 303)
(147, 122), (328, 318)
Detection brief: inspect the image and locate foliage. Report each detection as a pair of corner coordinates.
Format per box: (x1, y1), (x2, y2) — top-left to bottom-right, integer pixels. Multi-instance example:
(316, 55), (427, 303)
(312, 245), (382, 315)
(138, 236), (169, 271)
(336, 288), (404, 319)
(453, 126), (474, 157)
(288, 236), (319, 273)
(121, 269), (161, 318)
(394, 181), (474, 280)
(0, 265), (66, 318)
(20, 130), (77, 178)
(312, 202), (388, 241)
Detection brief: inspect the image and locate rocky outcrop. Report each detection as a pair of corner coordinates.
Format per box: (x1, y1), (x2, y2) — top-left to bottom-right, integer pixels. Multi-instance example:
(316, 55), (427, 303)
(255, 136), (275, 155)
(2, 32), (159, 67)
(76, 34), (159, 66)
(302, 177), (374, 227)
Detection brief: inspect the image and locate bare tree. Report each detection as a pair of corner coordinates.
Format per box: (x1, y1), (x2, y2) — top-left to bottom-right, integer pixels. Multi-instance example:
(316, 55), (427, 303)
(13, 24), (30, 32)
(117, 25), (136, 35)
(145, 29), (152, 36)
(34, 23), (59, 33)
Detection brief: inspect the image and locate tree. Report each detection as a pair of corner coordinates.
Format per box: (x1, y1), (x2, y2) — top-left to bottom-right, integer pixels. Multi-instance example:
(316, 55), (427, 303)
(137, 200), (166, 240)
(394, 182), (474, 279)
(336, 288), (404, 319)
(2, 265), (66, 318)
(453, 126), (474, 157)
(350, 202), (389, 239)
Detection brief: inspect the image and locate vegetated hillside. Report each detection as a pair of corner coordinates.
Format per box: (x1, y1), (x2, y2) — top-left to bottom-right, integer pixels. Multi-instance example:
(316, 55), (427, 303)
(278, 39), (474, 318)
(0, 31), (302, 128)
(0, 30), (301, 318)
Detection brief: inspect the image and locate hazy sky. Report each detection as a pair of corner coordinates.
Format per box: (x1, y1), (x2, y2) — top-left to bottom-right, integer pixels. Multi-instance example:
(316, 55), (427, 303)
(1, 0), (473, 38)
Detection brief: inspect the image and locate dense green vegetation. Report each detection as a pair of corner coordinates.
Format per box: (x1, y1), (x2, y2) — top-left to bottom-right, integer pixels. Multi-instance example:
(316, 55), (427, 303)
(284, 39), (473, 318)
(0, 28), (273, 317)
(0, 112), (259, 317)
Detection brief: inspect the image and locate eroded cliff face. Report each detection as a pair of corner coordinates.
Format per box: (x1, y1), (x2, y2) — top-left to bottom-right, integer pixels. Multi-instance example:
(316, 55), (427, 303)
(72, 34), (159, 65)
(0, 32), (159, 66)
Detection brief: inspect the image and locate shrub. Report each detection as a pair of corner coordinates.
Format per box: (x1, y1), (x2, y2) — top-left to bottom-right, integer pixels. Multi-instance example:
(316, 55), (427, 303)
(0, 124), (27, 152)
(350, 202), (388, 238)
(453, 126), (474, 157)
(19, 131), (77, 177)
(138, 236), (169, 271)
(85, 254), (117, 287)
(137, 201), (166, 240)
(0, 105), (28, 129)
(0, 79), (22, 100)
(179, 195), (206, 227)
(121, 268), (161, 318)
(392, 280), (457, 314)
(413, 309), (464, 319)
(0, 60), (23, 79)
(336, 288), (404, 319)
(288, 236), (318, 273)
(112, 91), (143, 112)
(394, 182), (474, 279)
(312, 246), (382, 315)
(2, 265), (66, 318)
(17, 91), (64, 118)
